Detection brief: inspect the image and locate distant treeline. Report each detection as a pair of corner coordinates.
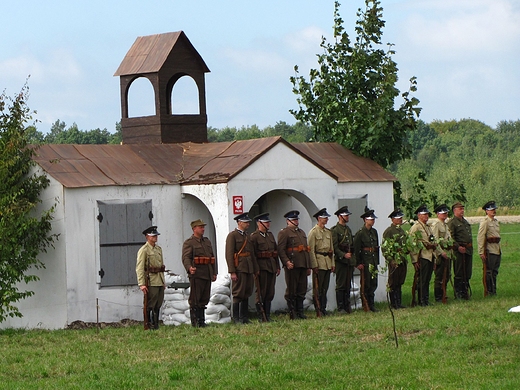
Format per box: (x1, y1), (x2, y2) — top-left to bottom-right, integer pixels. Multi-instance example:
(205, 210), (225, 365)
(33, 118), (520, 211)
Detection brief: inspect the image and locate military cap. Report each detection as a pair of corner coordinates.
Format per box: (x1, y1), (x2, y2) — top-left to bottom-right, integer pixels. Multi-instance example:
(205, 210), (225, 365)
(313, 208), (331, 219)
(190, 219), (207, 229)
(234, 213), (252, 222)
(483, 201), (497, 211)
(451, 202), (465, 211)
(434, 204), (449, 214)
(415, 204), (430, 215)
(388, 208), (404, 219)
(142, 226), (160, 236)
(254, 212), (271, 222)
(334, 205), (352, 216)
(360, 208), (377, 220)
(284, 210), (300, 220)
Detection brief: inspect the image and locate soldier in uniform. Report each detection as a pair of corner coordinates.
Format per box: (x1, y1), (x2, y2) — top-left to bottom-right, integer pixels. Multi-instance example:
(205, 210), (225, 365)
(331, 205), (355, 314)
(447, 202), (473, 300)
(478, 201), (501, 296)
(225, 212), (258, 324)
(409, 205), (437, 306)
(382, 208), (408, 309)
(136, 226), (165, 330)
(250, 213), (280, 321)
(308, 208), (334, 316)
(182, 219), (217, 327)
(432, 204), (453, 303)
(353, 208), (380, 312)
(277, 210), (312, 319)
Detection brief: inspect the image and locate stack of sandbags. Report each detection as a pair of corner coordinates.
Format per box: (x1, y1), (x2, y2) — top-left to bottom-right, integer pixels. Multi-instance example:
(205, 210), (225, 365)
(304, 277), (362, 312)
(161, 273), (233, 326)
(206, 274), (232, 324)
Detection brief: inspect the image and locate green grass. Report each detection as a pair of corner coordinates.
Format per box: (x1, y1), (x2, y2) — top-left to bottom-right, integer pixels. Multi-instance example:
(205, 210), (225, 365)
(1, 224), (520, 389)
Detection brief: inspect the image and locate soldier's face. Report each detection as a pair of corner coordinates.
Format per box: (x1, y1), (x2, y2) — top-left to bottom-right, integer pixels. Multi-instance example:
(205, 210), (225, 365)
(418, 213), (429, 223)
(193, 225), (205, 237)
(437, 212), (448, 222)
(364, 218), (375, 228)
(238, 221), (250, 231)
(486, 209), (496, 218)
(146, 234), (158, 245)
(453, 206), (464, 218)
(340, 215), (349, 223)
(392, 217), (402, 226)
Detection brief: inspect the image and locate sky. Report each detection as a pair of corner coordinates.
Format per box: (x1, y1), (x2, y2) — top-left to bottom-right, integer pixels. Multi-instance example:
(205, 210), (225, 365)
(1, 0), (519, 134)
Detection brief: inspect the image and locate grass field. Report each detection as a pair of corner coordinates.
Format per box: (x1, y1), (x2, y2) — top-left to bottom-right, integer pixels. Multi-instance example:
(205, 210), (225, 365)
(1, 224), (519, 389)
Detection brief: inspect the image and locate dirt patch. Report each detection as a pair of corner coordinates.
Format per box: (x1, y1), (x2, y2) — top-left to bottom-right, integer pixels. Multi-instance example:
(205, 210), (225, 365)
(67, 318), (142, 330)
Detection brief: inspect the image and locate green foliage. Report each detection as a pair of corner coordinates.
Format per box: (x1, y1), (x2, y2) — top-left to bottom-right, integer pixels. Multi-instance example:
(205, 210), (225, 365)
(42, 120), (120, 144)
(290, 0), (421, 168)
(0, 86), (57, 322)
(207, 121), (313, 143)
(393, 118), (520, 211)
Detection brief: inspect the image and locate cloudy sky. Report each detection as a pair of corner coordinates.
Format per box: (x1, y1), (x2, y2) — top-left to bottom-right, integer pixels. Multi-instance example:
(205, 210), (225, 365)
(1, 0), (519, 133)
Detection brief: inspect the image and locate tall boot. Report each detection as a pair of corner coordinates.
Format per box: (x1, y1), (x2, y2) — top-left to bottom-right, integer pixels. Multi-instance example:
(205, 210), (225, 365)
(389, 291), (397, 309)
(189, 307), (198, 327)
(320, 295), (328, 316)
(434, 287), (442, 302)
(368, 296), (379, 312)
(296, 298), (307, 319)
(240, 300), (251, 324)
(336, 290), (346, 313)
(153, 309), (160, 329)
(264, 301), (272, 322)
(148, 309), (154, 330)
(397, 288), (406, 309)
(197, 307), (207, 328)
(344, 291), (352, 314)
(287, 298), (296, 320)
(232, 302), (240, 324)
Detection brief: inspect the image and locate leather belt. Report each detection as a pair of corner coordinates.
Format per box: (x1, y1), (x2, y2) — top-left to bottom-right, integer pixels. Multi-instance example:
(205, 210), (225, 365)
(194, 256), (215, 265)
(486, 237), (501, 244)
(287, 245), (310, 253)
(362, 247), (379, 252)
(256, 251), (278, 259)
(146, 265), (165, 273)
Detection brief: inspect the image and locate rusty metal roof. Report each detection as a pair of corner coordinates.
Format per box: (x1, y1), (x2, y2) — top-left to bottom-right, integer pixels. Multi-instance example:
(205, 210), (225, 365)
(32, 137), (395, 188)
(114, 31), (210, 76)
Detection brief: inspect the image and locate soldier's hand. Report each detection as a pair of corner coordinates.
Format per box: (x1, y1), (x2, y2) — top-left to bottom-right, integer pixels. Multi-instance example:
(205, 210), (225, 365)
(331, 266), (336, 273)
(212, 275), (217, 282)
(230, 272), (238, 282)
(458, 246), (466, 254)
(345, 253), (351, 259)
(480, 254), (486, 261)
(276, 269), (281, 277)
(139, 285), (148, 294)
(413, 262), (420, 271)
(189, 266), (197, 275)
(356, 264), (364, 270)
(286, 260), (294, 270)
(312, 267), (319, 275)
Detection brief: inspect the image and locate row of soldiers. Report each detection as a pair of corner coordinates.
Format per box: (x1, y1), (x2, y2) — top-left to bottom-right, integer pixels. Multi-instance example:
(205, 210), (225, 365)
(135, 200), (501, 329)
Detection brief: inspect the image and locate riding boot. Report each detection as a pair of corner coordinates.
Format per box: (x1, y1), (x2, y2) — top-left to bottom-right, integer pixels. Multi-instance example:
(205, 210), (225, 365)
(256, 301), (266, 322)
(320, 295), (328, 316)
(344, 291), (352, 313)
(232, 302), (240, 324)
(368, 296), (379, 312)
(389, 291), (397, 309)
(148, 309), (154, 330)
(336, 290), (346, 313)
(189, 307), (198, 327)
(153, 309), (160, 329)
(197, 307), (207, 328)
(240, 300), (251, 324)
(397, 288), (406, 309)
(296, 298), (307, 319)
(434, 287), (443, 302)
(264, 301), (272, 322)
(287, 298), (296, 320)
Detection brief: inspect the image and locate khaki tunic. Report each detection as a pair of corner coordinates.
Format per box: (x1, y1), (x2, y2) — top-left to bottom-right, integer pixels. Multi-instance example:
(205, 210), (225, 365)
(478, 216), (501, 256)
(432, 220), (453, 263)
(448, 216), (473, 255)
(136, 242), (165, 287)
(331, 222), (355, 266)
(225, 229), (258, 274)
(250, 230), (280, 274)
(409, 221), (436, 263)
(277, 226), (311, 269)
(308, 224), (334, 270)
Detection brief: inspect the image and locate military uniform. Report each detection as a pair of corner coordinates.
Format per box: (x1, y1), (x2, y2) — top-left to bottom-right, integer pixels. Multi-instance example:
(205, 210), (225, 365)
(477, 201), (501, 295)
(182, 219), (217, 327)
(277, 210), (312, 319)
(447, 202), (473, 299)
(353, 209), (380, 312)
(331, 206), (355, 313)
(136, 226), (165, 330)
(226, 213), (258, 324)
(382, 208), (407, 309)
(432, 204), (453, 302)
(250, 213), (280, 321)
(308, 208), (334, 316)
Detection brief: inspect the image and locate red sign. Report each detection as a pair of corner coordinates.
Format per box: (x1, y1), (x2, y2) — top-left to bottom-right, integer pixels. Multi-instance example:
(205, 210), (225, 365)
(233, 196), (244, 214)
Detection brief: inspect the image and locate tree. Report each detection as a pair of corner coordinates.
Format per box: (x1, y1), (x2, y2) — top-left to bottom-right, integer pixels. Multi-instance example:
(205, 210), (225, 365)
(0, 86), (56, 322)
(290, 0), (421, 168)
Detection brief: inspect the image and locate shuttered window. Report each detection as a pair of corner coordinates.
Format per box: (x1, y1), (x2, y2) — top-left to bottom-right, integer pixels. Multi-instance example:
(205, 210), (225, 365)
(97, 200), (153, 287)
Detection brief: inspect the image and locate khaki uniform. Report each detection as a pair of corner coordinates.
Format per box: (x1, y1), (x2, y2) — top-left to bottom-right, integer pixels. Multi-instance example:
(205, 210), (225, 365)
(136, 242), (165, 328)
(409, 221), (436, 306)
(432, 220), (452, 302)
(382, 223), (408, 308)
(331, 222), (355, 312)
(225, 229), (258, 302)
(277, 225), (311, 318)
(308, 224), (334, 314)
(447, 216), (473, 299)
(478, 216), (501, 295)
(250, 229), (280, 319)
